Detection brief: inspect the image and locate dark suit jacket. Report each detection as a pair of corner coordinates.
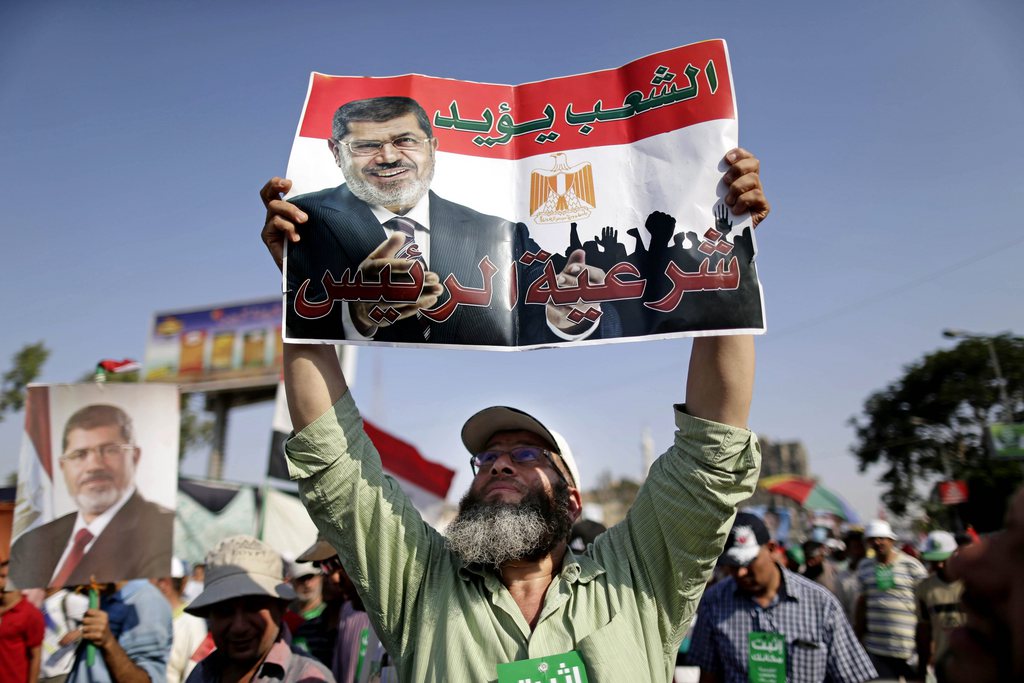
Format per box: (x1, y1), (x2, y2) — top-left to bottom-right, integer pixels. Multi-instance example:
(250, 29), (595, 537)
(285, 185), (566, 347)
(8, 491), (175, 589)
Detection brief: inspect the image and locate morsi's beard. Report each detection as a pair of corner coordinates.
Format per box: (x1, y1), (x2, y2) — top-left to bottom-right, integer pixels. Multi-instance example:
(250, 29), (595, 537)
(445, 481), (573, 569)
(342, 158), (434, 210)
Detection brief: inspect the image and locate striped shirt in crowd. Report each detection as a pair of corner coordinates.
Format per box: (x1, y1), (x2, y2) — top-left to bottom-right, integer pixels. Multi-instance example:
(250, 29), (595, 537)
(689, 566), (877, 682)
(856, 550), (928, 659)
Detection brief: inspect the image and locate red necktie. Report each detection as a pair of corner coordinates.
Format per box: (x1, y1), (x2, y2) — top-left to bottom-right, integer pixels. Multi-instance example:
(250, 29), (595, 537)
(385, 217), (431, 340)
(51, 528), (94, 587)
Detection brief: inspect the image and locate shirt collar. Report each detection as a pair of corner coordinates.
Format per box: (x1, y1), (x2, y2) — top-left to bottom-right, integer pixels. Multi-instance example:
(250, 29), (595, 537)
(257, 638), (293, 676)
(368, 193), (431, 231)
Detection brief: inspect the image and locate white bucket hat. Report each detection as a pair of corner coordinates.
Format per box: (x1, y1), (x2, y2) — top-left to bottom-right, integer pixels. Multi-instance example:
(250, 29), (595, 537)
(864, 519), (898, 540)
(185, 535), (295, 616)
(461, 406), (580, 488)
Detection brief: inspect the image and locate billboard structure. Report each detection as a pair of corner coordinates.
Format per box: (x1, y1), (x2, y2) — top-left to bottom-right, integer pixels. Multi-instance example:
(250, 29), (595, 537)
(143, 298), (283, 394)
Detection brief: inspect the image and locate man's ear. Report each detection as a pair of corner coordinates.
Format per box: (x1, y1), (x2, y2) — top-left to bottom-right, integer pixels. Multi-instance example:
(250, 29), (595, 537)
(568, 487), (583, 524)
(132, 447), (141, 466)
(429, 136), (439, 153)
(328, 139), (342, 165)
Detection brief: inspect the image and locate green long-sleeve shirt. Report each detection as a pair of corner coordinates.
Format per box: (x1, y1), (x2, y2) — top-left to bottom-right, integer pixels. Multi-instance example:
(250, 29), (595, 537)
(286, 392), (760, 682)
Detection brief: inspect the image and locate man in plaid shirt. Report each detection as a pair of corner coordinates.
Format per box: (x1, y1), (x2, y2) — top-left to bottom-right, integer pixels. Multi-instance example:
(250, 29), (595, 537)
(689, 513), (876, 682)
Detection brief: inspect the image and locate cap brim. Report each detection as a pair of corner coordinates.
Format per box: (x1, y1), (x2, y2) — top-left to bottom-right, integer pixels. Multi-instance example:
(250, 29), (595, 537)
(462, 406), (582, 488)
(185, 572), (295, 616)
(921, 550), (953, 562)
(720, 545), (761, 567)
(296, 540), (337, 563)
(462, 406), (559, 455)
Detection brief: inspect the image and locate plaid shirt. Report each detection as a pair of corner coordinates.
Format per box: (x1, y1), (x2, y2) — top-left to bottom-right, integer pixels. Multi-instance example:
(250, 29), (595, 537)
(689, 565), (877, 683)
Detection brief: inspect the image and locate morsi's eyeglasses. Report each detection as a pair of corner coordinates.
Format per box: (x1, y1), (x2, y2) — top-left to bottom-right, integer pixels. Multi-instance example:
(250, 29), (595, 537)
(469, 446), (566, 482)
(337, 135), (433, 157)
(60, 443), (134, 464)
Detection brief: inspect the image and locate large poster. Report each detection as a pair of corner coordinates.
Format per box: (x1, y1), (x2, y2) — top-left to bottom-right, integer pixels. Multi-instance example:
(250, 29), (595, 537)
(9, 383), (179, 589)
(283, 40), (764, 349)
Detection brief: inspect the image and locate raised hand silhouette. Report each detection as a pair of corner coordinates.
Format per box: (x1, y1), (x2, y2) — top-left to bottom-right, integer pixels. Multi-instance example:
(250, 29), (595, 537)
(714, 203), (733, 238)
(626, 227), (647, 258)
(645, 211), (677, 256)
(595, 226), (627, 267)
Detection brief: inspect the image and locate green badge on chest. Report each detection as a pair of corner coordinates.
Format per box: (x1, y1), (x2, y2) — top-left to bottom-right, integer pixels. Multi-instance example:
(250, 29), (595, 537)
(497, 650), (589, 683)
(748, 631), (786, 682)
(875, 563), (895, 590)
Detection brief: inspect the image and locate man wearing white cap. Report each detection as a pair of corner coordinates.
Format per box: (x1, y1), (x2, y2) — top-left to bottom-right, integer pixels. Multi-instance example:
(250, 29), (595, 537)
(914, 530), (964, 680)
(689, 512), (875, 682)
(184, 536), (334, 683)
(854, 519), (927, 679)
(274, 151), (772, 682)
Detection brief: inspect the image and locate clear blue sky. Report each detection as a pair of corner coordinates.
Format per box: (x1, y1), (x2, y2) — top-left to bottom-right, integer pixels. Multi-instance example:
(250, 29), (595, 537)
(2, 0), (1022, 523)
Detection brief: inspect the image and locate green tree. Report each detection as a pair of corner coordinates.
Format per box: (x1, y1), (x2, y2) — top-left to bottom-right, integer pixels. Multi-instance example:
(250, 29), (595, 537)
(850, 335), (1023, 530)
(0, 342), (50, 422)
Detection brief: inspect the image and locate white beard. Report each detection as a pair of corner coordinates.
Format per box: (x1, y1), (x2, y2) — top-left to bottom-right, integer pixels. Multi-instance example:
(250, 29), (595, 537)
(342, 158), (433, 210)
(74, 484), (120, 516)
(444, 484), (572, 568)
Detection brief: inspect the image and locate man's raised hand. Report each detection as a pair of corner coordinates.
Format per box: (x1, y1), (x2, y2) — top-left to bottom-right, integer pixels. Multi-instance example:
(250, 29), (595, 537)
(260, 177), (308, 270)
(349, 233), (444, 336)
(722, 148), (769, 227)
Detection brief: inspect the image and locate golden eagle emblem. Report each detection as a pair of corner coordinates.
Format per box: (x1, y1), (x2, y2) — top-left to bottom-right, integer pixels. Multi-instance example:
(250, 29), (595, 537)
(529, 153), (595, 224)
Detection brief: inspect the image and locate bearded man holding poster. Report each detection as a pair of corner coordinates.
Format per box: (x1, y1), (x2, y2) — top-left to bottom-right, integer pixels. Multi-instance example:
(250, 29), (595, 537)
(262, 141), (768, 680)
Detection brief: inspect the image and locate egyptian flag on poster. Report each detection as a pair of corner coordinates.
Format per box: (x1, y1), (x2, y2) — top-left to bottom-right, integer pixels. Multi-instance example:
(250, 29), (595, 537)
(12, 386), (54, 539)
(266, 382), (456, 524)
(282, 39), (765, 349)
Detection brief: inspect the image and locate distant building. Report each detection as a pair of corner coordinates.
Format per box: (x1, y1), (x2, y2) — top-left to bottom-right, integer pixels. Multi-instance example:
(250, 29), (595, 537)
(743, 436), (810, 540)
(759, 436), (809, 479)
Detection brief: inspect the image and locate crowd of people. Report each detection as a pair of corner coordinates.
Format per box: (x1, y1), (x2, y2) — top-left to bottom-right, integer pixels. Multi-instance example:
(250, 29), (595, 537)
(3, 502), (1020, 683)
(679, 513), (979, 682)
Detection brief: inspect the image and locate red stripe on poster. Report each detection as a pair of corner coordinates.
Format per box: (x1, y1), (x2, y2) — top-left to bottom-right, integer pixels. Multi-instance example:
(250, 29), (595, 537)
(25, 386), (52, 479)
(298, 41), (734, 160)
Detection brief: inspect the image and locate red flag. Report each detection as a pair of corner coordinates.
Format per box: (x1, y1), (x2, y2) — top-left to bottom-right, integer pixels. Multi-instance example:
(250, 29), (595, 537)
(363, 420), (456, 500)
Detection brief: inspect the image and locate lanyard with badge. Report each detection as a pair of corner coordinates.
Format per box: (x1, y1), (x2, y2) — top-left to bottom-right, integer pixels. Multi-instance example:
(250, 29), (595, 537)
(875, 563), (895, 590)
(497, 651), (589, 683)
(748, 631), (785, 682)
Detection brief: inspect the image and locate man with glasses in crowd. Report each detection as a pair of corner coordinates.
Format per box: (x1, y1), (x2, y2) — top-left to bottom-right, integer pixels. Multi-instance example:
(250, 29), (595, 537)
(9, 404), (174, 589)
(263, 95), (615, 346)
(262, 146), (770, 681)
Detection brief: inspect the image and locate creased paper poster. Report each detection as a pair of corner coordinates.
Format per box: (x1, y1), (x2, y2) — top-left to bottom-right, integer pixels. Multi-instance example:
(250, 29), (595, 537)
(282, 40), (764, 350)
(9, 383), (179, 589)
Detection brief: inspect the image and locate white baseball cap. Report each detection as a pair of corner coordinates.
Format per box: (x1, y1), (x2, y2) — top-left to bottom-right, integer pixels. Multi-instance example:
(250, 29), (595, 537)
(461, 406), (580, 488)
(920, 530), (958, 561)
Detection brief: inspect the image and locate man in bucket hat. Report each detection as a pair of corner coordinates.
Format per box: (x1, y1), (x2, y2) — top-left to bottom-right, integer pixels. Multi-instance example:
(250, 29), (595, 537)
(269, 149), (770, 682)
(689, 513), (875, 682)
(184, 536), (334, 683)
(854, 519), (927, 680)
